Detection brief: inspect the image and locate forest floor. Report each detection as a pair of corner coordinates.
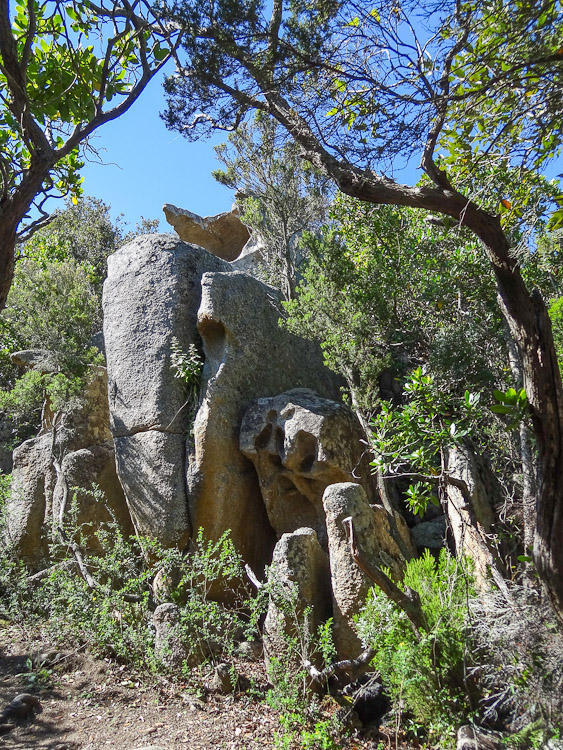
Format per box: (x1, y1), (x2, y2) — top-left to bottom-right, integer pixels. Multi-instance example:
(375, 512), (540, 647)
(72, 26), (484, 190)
(0, 625), (421, 750)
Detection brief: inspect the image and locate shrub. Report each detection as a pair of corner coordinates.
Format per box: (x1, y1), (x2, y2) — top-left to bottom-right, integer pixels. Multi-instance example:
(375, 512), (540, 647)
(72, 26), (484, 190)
(470, 581), (563, 737)
(147, 528), (251, 665)
(356, 549), (474, 748)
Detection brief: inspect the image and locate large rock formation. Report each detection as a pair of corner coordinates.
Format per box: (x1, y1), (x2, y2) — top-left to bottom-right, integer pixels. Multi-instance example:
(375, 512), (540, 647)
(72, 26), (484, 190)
(323, 482), (410, 659)
(240, 389), (372, 547)
(103, 235), (340, 570)
(188, 271), (341, 573)
(4, 367), (131, 568)
(103, 235), (230, 549)
(163, 204), (249, 261)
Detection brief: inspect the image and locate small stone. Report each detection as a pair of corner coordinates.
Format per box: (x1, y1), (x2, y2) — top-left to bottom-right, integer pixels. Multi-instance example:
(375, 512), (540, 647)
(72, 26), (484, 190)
(152, 603), (188, 672)
(207, 662), (237, 693)
(457, 725), (501, 750)
(235, 641), (263, 661)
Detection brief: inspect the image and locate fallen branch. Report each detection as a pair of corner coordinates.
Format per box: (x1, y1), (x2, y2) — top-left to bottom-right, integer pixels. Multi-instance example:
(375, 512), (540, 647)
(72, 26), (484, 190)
(303, 644), (377, 689)
(342, 516), (428, 636)
(56, 523), (97, 589)
(27, 559), (76, 585)
(245, 564), (264, 590)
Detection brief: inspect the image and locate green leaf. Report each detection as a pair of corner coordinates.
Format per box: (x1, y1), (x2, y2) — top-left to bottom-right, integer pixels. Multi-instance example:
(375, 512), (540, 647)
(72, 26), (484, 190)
(491, 404), (513, 414)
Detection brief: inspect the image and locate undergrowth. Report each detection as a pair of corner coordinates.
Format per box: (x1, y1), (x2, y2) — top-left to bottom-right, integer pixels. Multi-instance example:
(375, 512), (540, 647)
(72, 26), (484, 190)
(2, 477), (563, 748)
(356, 549), (475, 749)
(0, 489), (253, 674)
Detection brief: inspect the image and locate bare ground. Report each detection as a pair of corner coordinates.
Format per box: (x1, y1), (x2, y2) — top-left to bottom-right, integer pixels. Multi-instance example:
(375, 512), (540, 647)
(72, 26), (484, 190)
(0, 625), (422, 750)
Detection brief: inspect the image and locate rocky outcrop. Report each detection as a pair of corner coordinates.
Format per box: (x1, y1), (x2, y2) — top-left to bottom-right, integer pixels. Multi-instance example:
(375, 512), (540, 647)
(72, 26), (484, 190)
(240, 389), (372, 548)
(4, 367), (130, 568)
(163, 204), (250, 261)
(4, 434), (54, 566)
(103, 235), (230, 549)
(52, 443), (133, 553)
(323, 483), (410, 659)
(188, 271), (341, 574)
(263, 527), (332, 669)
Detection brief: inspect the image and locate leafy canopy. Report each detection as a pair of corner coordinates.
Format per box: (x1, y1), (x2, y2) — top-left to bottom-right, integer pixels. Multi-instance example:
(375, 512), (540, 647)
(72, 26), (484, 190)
(0, 0), (178, 318)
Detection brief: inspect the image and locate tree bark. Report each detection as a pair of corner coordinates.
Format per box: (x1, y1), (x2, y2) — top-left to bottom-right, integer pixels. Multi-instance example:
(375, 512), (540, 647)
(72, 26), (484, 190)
(0, 160), (52, 309)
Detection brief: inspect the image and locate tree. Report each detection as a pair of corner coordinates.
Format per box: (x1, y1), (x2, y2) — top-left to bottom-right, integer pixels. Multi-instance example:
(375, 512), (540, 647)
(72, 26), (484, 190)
(213, 114), (332, 300)
(17, 195), (121, 294)
(0, 0), (181, 310)
(161, 0), (563, 616)
(0, 195), (159, 448)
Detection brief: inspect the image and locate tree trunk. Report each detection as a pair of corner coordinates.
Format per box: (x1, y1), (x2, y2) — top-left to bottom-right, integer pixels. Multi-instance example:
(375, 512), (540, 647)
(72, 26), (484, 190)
(0, 217), (17, 312)
(502, 319), (538, 557)
(0, 162), (51, 310)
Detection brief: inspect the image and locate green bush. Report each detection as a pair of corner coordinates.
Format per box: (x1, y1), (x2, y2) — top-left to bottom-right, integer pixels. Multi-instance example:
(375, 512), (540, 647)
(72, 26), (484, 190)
(356, 549), (474, 748)
(1, 257), (101, 370)
(147, 528), (251, 665)
(5, 511), (253, 674)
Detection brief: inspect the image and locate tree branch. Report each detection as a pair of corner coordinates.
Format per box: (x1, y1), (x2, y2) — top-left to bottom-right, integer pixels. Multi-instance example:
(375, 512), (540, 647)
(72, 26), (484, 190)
(342, 516), (427, 636)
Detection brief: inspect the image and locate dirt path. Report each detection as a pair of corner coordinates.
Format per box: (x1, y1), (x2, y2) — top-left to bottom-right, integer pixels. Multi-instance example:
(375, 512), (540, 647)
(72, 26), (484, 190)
(0, 627), (416, 749)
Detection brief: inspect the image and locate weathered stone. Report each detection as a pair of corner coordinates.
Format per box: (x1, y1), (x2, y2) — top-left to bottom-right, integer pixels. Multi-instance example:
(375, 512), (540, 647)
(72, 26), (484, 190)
(230, 233), (264, 275)
(457, 725), (501, 750)
(51, 367), (113, 451)
(240, 389), (373, 548)
(52, 443), (133, 551)
(3, 434), (54, 567)
(163, 204), (249, 261)
(113, 431), (189, 548)
(207, 662), (237, 693)
(235, 640), (263, 661)
(263, 527), (332, 671)
(103, 235), (229, 548)
(411, 516), (447, 551)
(153, 602), (188, 672)
(323, 483), (409, 659)
(188, 271), (341, 574)
(4, 368), (131, 568)
(446, 445), (500, 584)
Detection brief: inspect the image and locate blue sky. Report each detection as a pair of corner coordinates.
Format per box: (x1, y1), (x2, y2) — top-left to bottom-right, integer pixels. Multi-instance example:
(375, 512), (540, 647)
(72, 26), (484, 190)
(79, 69), (237, 232)
(79, 66), (562, 235)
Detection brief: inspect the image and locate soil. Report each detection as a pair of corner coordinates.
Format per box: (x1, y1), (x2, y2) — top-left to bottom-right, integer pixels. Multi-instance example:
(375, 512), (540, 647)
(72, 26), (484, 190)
(0, 625), (421, 750)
